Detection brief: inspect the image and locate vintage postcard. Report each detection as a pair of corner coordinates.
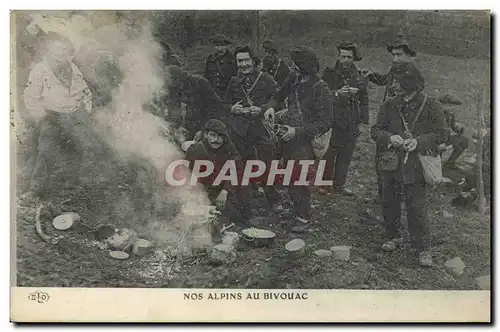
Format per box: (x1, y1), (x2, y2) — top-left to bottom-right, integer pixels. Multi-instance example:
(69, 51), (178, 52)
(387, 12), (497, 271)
(10, 9), (491, 322)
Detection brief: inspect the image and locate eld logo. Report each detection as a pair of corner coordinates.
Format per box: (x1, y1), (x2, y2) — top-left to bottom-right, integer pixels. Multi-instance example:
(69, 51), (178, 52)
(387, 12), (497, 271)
(28, 291), (50, 303)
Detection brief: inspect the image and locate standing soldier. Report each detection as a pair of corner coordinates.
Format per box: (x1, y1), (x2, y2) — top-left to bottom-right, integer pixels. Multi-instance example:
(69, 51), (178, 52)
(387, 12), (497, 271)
(224, 45), (284, 213)
(321, 42), (369, 196)
(261, 39), (291, 89)
(204, 34), (238, 99)
(265, 45), (334, 229)
(19, 32), (94, 206)
(370, 62), (448, 267)
(162, 65), (225, 140)
(361, 38), (418, 203)
(362, 39), (418, 101)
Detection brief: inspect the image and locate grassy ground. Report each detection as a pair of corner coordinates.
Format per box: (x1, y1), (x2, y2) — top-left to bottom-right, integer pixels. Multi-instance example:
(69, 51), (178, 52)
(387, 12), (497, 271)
(14, 43), (490, 289)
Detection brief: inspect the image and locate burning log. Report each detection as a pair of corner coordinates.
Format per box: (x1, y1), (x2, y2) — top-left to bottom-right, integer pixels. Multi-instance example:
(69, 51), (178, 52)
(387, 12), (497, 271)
(208, 243), (237, 265)
(105, 228), (138, 251)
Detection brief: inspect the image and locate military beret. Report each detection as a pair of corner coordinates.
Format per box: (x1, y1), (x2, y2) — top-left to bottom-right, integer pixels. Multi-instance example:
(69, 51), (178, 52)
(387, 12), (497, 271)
(262, 39), (277, 52)
(391, 62), (425, 92)
(290, 45), (320, 74)
(337, 41), (363, 61)
(439, 93), (463, 105)
(387, 39), (417, 57)
(208, 34), (233, 46)
(204, 118), (229, 136)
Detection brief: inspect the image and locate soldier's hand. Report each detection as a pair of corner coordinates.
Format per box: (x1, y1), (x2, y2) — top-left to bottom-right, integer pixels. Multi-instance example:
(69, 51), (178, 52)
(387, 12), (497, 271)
(250, 106), (261, 116)
(281, 125), (296, 142)
(360, 68), (373, 77)
(403, 138), (418, 152)
(231, 100), (244, 114)
(175, 127), (189, 144)
(389, 135), (404, 147)
(180, 102), (188, 117)
(264, 108), (275, 122)
(337, 86), (350, 97)
(194, 130), (203, 142)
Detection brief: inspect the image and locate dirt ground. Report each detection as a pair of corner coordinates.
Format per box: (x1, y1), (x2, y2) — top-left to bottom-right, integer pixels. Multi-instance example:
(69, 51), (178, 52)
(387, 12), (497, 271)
(13, 45), (491, 290)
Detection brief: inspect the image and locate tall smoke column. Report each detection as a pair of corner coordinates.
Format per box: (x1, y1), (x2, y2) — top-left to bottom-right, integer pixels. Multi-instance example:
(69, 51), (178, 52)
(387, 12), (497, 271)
(93, 16), (213, 249)
(24, 11), (213, 251)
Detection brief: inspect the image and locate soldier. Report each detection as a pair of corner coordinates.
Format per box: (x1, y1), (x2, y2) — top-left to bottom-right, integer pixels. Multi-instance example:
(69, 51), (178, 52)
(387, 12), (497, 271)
(224, 45), (284, 213)
(361, 38), (418, 203)
(204, 34), (238, 98)
(437, 94), (469, 169)
(261, 39), (291, 89)
(19, 32), (94, 206)
(185, 119), (252, 226)
(370, 62), (448, 267)
(265, 45), (334, 229)
(162, 65), (225, 140)
(362, 39), (418, 101)
(321, 42), (369, 196)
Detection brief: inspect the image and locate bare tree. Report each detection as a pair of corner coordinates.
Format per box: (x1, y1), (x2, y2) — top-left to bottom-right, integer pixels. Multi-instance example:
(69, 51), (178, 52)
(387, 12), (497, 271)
(475, 90), (487, 214)
(251, 10), (261, 52)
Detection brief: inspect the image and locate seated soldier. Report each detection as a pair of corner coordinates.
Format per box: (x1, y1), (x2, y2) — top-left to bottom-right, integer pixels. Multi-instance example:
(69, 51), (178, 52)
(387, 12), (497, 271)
(438, 93), (469, 168)
(185, 119), (252, 226)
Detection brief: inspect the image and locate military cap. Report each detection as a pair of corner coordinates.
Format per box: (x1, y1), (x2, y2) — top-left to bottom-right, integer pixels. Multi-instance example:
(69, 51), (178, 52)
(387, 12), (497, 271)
(290, 45), (320, 74)
(387, 39), (417, 57)
(204, 119), (229, 137)
(337, 41), (363, 61)
(438, 93), (463, 105)
(208, 34), (233, 46)
(262, 39), (277, 52)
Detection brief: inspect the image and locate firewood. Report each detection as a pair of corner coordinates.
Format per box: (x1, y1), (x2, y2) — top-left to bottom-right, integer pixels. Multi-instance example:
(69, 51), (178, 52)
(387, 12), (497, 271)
(34, 204), (58, 245)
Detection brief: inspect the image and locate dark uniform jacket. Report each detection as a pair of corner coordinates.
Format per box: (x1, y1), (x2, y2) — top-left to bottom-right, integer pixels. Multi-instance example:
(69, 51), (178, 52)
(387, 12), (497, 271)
(262, 56), (291, 88)
(367, 68), (398, 102)
(159, 74), (224, 136)
(224, 70), (277, 137)
(181, 74), (225, 135)
(204, 49), (238, 98)
(322, 61), (369, 145)
(186, 138), (244, 192)
(269, 72), (334, 142)
(371, 92), (449, 184)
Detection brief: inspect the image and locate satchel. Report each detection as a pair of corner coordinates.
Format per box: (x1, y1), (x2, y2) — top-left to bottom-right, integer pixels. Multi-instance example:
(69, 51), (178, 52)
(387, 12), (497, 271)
(399, 94), (443, 185)
(311, 129), (333, 159)
(418, 151), (442, 186)
(295, 79), (332, 158)
(378, 148), (399, 172)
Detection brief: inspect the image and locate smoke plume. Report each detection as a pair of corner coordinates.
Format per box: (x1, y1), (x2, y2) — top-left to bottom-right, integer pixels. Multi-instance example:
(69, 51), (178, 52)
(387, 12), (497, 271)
(16, 11), (213, 253)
